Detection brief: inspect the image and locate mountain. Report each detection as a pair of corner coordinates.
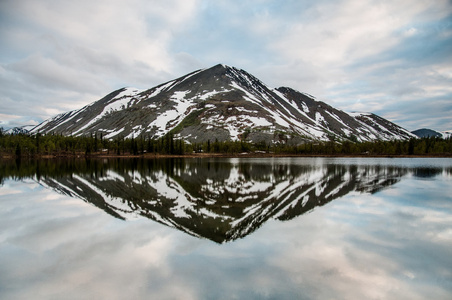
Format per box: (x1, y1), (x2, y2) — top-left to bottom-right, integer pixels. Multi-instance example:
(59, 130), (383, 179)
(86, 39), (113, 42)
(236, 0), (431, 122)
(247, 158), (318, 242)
(411, 128), (450, 139)
(4, 125), (35, 135)
(411, 128), (442, 138)
(30, 64), (415, 143)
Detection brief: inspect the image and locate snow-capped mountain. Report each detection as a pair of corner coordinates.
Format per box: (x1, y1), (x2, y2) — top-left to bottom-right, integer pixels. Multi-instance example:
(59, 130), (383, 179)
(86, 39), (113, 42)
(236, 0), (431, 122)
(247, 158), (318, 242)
(4, 125), (35, 135)
(30, 64), (415, 143)
(38, 159), (408, 243)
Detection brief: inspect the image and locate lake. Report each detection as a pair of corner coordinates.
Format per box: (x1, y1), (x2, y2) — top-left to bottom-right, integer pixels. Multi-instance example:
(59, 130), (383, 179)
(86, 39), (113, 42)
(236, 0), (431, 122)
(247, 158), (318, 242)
(1, 157), (451, 299)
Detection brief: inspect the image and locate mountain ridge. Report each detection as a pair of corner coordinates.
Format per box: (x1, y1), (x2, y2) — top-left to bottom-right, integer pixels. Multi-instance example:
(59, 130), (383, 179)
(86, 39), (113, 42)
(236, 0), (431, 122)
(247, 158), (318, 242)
(29, 64), (415, 144)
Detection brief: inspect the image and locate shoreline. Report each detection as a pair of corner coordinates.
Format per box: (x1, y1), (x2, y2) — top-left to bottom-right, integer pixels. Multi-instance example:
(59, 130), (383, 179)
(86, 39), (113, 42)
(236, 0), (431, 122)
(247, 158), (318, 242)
(2, 152), (452, 159)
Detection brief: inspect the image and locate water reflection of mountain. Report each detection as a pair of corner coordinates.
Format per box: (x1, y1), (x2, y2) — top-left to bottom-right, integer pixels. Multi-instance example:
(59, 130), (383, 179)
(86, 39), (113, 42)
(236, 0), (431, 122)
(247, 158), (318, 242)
(16, 158), (409, 243)
(413, 167), (443, 178)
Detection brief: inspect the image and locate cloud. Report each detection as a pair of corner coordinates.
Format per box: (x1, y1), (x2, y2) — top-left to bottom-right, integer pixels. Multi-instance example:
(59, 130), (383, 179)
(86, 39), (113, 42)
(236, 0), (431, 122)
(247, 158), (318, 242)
(2, 0), (200, 76)
(243, 0), (452, 130)
(0, 0), (201, 124)
(8, 54), (108, 93)
(0, 0), (451, 131)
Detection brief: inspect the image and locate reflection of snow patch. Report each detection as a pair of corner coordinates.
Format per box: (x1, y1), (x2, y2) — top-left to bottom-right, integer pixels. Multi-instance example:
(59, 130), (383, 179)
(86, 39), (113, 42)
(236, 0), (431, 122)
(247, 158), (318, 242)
(73, 175), (139, 220)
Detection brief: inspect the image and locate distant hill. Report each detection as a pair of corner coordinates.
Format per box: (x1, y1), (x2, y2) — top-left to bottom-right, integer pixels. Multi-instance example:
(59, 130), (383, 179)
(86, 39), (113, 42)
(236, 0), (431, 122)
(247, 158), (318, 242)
(4, 125), (35, 135)
(411, 128), (443, 138)
(30, 64), (415, 144)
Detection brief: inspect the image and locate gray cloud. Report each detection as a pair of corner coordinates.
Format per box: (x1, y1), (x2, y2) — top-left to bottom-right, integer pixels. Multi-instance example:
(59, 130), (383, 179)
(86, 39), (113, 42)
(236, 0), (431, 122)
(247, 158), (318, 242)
(0, 0), (451, 131)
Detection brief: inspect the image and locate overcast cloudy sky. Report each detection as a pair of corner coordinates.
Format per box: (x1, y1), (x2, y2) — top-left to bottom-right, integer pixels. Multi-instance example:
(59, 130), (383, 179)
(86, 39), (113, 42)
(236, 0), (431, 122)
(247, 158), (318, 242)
(1, 0), (451, 132)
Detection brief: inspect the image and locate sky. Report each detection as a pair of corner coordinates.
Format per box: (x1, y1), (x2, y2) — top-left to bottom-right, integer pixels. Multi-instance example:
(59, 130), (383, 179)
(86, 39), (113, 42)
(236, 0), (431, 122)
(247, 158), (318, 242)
(1, 0), (451, 132)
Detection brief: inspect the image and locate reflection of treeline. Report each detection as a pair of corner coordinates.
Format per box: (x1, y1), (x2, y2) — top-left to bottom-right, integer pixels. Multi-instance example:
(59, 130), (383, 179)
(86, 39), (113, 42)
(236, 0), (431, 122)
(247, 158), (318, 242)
(1, 130), (451, 157)
(0, 158), (107, 183)
(0, 157), (193, 183)
(3, 156), (450, 180)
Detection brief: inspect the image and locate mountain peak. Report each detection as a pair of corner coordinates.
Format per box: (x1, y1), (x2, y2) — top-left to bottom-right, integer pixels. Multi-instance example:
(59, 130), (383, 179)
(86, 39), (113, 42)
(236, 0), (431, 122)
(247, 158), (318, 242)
(212, 63), (230, 69)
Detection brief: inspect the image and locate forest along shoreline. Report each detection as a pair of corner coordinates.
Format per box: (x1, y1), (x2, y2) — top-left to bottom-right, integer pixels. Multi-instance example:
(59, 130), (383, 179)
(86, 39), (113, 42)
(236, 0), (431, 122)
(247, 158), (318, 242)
(1, 132), (452, 159)
(2, 152), (452, 160)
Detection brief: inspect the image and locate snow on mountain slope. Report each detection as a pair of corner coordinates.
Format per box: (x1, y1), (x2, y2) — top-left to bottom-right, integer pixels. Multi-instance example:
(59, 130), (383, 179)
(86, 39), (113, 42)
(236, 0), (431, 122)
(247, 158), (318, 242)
(349, 112), (415, 140)
(31, 87), (142, 136)
(442, 130), (452, 139)
(30, 64), (416, 143)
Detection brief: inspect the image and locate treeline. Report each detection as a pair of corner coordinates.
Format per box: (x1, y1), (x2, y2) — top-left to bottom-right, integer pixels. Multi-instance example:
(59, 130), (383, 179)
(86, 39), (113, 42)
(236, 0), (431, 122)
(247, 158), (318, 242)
(0, 131), (187, 157)
(0, 130), (451, 157)
(284, 137), (452, 156)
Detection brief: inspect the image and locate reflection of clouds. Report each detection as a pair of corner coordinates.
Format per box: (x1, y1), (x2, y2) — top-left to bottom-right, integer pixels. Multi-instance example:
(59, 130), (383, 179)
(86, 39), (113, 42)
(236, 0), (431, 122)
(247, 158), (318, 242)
(0, 183), (22, 196)
(258, 201), (450, 299)
(324, 186), (452, 299)
(263, 218), (389, 299)
(1, 165), (452, 299)
(0, 181), (186, 299)
(0, 179), (41, 196)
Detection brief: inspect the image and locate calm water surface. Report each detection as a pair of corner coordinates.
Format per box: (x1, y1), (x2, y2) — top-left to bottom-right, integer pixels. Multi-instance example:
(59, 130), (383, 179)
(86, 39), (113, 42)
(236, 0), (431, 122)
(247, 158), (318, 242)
(1, 157), (451, 299)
